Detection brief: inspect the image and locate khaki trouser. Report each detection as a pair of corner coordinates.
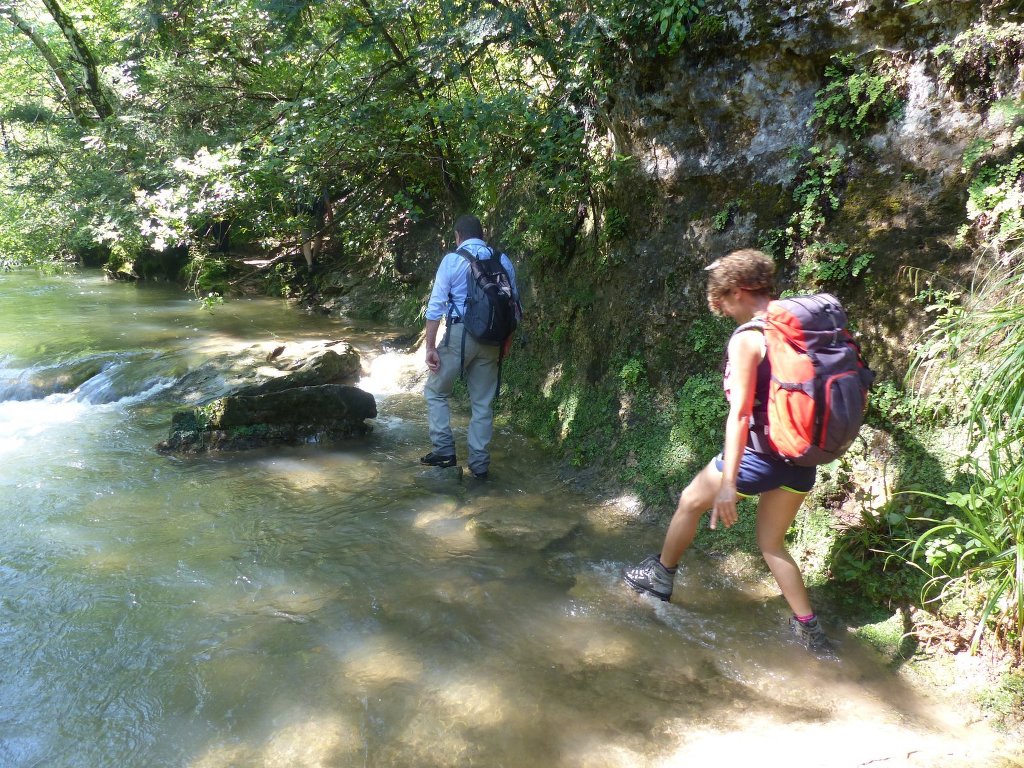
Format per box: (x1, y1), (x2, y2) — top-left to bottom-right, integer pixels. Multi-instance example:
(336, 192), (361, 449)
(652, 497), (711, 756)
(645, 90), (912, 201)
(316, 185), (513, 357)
(424, 323), (500, 475)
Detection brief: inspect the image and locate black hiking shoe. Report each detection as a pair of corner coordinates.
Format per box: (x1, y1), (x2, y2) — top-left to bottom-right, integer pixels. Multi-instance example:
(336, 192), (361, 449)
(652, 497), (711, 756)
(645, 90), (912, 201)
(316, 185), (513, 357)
(420, 451), (456, 468)
(790, 616), (834, 653)
(622, 554), (676, 601)
(471, 470), (488, 480)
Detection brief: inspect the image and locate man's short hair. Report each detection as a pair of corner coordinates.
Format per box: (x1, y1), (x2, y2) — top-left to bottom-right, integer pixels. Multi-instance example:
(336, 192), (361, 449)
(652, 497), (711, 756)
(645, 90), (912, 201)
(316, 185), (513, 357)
(454, 215), (484, 241)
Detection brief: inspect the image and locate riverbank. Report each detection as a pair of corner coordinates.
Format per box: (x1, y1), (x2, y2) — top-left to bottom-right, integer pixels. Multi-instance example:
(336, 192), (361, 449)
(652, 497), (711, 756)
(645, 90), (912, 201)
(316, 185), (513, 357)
(235, 263), (1024, 761)
(286, 255), (1024, 711)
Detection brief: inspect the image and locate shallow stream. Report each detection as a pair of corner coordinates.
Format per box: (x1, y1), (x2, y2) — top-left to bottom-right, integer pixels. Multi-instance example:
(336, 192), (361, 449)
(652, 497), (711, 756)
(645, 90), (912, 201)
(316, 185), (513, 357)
(0, 270), (1009, 767)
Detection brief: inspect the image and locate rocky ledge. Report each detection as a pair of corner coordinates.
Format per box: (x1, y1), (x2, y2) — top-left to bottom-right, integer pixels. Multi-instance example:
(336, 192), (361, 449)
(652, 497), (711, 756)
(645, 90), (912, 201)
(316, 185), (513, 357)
(156, 340), (377, 454)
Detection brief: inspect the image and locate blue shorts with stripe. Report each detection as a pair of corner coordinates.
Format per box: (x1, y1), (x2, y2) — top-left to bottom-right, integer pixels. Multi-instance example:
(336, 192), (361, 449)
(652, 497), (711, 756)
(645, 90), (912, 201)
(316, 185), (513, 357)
(714, 450), (816, 496)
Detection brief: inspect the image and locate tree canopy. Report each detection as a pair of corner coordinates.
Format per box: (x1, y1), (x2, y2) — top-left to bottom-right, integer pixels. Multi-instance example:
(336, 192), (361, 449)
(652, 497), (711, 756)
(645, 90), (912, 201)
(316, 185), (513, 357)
(0, 0), (705, 275)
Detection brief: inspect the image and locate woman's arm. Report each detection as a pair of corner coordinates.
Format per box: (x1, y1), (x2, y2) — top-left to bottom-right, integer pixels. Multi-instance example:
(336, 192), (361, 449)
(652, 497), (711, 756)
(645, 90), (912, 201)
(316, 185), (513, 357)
(710, 329), (762, 529)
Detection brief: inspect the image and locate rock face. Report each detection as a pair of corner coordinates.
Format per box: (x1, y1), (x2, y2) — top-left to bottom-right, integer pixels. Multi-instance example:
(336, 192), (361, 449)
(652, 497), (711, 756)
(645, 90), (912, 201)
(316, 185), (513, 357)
(596, 1), (1016, 378)
(156, 340), (376, 454)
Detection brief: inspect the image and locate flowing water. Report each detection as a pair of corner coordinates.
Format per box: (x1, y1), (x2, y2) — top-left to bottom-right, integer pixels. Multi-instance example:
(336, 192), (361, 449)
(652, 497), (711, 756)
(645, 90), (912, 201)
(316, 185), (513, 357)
(0, 270), (1012, 768)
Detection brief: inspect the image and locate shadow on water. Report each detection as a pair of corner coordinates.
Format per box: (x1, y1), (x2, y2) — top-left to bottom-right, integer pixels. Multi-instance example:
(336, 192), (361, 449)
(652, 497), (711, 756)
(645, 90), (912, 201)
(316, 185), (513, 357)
(0, 271), (1016, 768)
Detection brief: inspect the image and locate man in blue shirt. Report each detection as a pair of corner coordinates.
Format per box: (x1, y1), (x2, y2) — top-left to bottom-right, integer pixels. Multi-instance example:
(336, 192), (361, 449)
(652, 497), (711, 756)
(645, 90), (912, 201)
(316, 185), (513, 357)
(421, 215), (519, 479)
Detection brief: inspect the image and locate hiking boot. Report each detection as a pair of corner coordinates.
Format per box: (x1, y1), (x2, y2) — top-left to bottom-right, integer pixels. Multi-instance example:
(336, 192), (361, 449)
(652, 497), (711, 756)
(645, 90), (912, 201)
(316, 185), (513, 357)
(790, 616), (834, 653)
(420, 451), (456, 468)
(623, 554), (675, 601)
(471, 470), (488, 480)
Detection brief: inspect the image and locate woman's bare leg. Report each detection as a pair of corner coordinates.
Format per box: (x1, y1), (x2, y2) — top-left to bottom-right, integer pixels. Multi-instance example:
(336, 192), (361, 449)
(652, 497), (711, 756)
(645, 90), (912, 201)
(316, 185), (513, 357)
(659, 459), (722, 568)
(755, 488), (813, 617)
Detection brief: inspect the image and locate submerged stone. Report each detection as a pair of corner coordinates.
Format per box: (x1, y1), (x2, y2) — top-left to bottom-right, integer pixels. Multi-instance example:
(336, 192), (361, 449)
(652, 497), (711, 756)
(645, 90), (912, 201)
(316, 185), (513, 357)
(469, 497), (581, 550)
(0, 355), (110, 401)
(412, 465), (465, 488)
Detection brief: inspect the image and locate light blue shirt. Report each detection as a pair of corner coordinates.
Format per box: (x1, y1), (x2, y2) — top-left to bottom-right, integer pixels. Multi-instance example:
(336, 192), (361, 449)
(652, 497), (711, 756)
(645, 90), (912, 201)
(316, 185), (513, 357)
(425, 238), (519, 322)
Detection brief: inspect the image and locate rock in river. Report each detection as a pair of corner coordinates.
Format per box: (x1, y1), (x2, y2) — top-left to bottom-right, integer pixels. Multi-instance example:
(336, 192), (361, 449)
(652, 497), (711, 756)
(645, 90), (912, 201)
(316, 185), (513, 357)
(156, 340), (376, 454)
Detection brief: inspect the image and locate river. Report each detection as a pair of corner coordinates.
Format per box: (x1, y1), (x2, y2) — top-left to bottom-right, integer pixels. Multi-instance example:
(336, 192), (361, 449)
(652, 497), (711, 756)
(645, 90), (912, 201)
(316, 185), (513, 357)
(0, 270), (1012, 768)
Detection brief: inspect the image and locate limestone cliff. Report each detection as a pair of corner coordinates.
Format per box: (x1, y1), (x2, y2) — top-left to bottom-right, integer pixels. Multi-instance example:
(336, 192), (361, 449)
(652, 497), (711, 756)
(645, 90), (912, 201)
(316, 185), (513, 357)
(551, 1), (1019, 382)
(500, 0), (1022, 499)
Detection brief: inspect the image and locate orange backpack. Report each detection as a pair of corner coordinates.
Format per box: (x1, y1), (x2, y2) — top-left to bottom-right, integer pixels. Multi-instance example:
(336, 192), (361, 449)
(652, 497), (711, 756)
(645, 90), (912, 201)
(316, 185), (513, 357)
(756, 294), (874, 466)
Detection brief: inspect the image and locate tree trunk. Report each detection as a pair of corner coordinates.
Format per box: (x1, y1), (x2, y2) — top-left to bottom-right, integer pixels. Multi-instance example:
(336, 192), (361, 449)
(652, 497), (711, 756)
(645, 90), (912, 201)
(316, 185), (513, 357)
(0, 7), (91, 125)
(39, 0), (116, 120)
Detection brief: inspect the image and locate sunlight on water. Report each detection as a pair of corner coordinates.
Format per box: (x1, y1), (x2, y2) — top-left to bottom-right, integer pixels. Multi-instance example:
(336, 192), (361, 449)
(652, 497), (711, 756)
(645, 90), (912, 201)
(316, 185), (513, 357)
(337, 634), (426, 688)
(359, 348), (427, 397)
(0, 395), (87, 454)
(0, 270), (1013, 768)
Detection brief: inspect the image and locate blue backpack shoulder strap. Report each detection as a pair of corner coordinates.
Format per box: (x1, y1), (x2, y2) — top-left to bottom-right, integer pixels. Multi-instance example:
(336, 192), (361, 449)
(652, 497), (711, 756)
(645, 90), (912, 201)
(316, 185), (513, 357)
(732, 317), (766, 337)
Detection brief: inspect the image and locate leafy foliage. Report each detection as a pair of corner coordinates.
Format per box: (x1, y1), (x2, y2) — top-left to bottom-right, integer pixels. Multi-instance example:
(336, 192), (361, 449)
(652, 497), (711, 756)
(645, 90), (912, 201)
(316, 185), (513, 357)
(674, 372), (728, 452)
(963, 271), (1024, 441)
(906, 446), (1024, 654)
(765, 51), (906, 281)
(908, 109), (1024, 444)
(651, 0), (706, 55)
(0, 0), (707, 277)
(963, 99), (1024, 259)
(809, 53), (905, 139)
(933, 22), (1024, 104)
(712, 199), (741, 232)
(770, 144), (847, 262)
(900, 84), (1024, 657)
(797, 241), (875, 286)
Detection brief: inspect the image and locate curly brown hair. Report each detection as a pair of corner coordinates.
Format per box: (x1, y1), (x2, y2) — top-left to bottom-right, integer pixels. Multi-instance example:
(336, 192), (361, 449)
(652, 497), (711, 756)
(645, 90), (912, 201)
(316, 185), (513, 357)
(705, 248), (775, 315)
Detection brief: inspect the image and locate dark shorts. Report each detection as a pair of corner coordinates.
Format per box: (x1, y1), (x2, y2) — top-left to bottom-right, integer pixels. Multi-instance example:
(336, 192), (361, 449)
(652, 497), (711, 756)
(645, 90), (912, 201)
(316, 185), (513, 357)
(714, 450), (816, 496)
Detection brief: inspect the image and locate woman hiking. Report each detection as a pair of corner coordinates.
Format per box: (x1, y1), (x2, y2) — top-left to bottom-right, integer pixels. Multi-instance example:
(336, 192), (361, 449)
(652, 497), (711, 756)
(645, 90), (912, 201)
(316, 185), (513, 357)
(622, 248), (832, 653)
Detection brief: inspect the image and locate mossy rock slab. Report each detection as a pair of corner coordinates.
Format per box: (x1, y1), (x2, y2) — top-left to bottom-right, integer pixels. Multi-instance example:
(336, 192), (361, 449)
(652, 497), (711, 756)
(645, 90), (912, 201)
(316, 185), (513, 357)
(237, 343), (362, 396)
(171, 339), (362, 403)
(157, 384), (376, 454)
